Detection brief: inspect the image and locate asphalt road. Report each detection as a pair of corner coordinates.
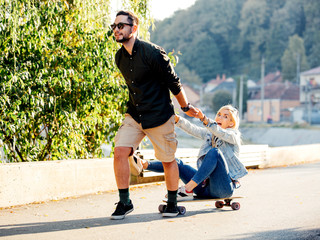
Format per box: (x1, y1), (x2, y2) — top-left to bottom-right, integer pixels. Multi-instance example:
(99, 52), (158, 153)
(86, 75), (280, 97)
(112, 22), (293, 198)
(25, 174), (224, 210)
(1, 162), (320, 240)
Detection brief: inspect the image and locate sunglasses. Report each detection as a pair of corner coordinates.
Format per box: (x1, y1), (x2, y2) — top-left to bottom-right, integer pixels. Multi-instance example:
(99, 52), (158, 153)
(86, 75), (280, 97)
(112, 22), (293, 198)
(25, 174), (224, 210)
(110, 22), (133, 30)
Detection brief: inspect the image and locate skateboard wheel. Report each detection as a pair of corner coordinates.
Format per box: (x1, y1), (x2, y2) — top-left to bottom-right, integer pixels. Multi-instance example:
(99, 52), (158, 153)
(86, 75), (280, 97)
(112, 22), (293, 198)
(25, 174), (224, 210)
(231, 202), (240, 210)
(178, 206), (186, 215)
(215, 201), (224, 208)
(158, 204), (166, 213)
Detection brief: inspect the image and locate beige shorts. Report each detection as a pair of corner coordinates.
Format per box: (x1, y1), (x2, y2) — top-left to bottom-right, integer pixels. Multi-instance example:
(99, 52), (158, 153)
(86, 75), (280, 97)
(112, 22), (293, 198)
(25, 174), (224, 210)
(114, 114), (177, 162)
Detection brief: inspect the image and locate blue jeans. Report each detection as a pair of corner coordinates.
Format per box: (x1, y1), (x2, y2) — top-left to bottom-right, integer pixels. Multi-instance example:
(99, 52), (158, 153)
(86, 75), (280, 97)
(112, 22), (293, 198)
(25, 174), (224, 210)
(147, 148), (234, 198)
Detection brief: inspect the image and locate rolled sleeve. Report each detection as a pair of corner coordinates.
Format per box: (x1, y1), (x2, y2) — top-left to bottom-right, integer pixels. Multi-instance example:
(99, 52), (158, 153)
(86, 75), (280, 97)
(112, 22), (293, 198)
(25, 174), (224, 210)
(151, 48), (182, 95)
(176, 117), (207, 140)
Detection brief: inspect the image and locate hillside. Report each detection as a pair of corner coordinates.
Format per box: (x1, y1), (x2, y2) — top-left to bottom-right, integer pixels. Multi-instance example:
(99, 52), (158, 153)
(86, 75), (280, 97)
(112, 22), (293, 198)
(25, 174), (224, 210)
(150, 0), (320, 84)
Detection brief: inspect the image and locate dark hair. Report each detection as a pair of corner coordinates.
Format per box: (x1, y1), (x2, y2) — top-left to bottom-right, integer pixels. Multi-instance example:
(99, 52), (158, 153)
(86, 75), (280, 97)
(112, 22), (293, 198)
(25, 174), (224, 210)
(116, 10), (139, 26)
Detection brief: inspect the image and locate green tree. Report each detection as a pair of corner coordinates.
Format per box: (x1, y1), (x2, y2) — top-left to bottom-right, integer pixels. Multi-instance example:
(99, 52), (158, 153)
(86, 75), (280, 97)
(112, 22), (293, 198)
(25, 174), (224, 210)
(237, 0), (270, 77)
(303, 0), (320, 68)
(306, 31), (320, 68)
(151, 0), (244, 83)
(150, 0), (320, 82)
(266, 0), (306, 72)
(182, 32), (223, 82)
(281, 34), (309, 82)
(0, 0), (151, 162)
(211, 90), (233, 113)
(175, 64), (202, 87)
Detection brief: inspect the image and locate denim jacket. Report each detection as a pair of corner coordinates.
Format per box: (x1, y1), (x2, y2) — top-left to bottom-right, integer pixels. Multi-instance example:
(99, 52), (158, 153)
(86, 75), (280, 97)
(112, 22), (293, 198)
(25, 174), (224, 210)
(176, 117), (248, 180)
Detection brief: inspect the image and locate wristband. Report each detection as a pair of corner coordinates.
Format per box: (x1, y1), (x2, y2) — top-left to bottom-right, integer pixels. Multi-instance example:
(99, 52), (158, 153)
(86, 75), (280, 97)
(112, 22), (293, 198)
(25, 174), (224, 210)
(181, 103), (191, 112)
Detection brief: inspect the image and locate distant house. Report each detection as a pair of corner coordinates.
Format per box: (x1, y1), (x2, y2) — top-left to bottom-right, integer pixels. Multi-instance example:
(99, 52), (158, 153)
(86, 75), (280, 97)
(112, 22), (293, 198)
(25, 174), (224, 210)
(300, 66), (320, 104)
(213, 79), (236, 95)
(204, 74), (236, 104)
(204, 74), (226, 93)
(299, 66), (320, 123)
(247, 72), (300, 123)
(259, 71), (282, 84)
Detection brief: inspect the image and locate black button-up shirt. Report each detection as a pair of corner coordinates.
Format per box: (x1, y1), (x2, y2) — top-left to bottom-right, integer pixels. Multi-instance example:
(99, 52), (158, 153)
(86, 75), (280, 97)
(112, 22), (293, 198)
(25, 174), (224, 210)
(115, 38), (182, 129)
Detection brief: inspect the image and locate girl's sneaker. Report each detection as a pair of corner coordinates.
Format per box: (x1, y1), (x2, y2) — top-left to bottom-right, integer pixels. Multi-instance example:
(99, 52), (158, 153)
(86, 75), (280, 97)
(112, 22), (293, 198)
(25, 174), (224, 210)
(177, 186), (193, 200)
(163, 186), (194, 202)
(129, 154), (143, 176)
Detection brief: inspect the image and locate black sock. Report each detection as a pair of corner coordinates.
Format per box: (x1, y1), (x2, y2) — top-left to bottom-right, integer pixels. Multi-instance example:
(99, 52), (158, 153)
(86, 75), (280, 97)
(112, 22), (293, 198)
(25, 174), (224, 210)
(167, 190), (178, 205)
(119, 188), (130, 205)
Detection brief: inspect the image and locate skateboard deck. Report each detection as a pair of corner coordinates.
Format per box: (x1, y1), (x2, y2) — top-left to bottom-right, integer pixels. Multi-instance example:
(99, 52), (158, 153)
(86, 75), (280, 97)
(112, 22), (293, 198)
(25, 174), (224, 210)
(159, 196), (244, 215)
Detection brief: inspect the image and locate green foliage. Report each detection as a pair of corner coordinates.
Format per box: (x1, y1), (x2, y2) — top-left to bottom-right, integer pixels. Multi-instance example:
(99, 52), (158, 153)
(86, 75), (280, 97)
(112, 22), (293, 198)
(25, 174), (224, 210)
(211, 90), (233, 113)
(175, 64), (202, 87)
(184, 32), (223, 82)
(238, 0), (268, 63)
(0, 0), (150, 162)
(281, 34), (309, 82)
(151, 0), (320, 82)
(303, 0), (320, 68)
(151, 0), (242, 83)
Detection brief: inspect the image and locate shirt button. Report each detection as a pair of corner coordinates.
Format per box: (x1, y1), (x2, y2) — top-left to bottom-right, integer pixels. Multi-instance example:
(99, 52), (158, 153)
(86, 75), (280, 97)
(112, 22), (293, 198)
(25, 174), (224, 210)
(132, 81), (134, 83)
(136, 104), (139, 106)
(134, 92), (136, 95)
(130, 69), (133, 71)
(139, 115), (142, 117)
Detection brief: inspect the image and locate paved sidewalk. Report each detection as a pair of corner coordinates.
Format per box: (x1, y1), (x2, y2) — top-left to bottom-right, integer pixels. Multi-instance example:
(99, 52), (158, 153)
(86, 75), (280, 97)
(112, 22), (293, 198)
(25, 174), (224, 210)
(1, 162), (320, 240)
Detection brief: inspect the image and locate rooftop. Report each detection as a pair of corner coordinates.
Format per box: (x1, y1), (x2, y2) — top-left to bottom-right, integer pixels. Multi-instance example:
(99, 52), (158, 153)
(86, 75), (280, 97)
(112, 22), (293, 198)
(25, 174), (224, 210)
(300, 66), (320, 76)
(250, 82), (299, 100)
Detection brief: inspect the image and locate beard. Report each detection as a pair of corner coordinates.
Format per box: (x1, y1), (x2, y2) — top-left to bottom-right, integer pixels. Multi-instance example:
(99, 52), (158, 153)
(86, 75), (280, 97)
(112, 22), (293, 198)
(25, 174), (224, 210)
(116, 34), (131, 43)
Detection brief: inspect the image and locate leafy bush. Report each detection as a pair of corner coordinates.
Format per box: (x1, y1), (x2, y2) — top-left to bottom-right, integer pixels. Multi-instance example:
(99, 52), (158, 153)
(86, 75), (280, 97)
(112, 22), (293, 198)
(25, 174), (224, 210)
(0, 0), (150, 161)
(211, 90), (233, 113)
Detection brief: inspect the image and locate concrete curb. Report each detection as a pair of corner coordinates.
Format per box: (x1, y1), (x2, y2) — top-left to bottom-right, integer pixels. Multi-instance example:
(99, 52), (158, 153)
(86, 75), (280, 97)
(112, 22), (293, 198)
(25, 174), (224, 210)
(0, 159), (116, 208)
(1, 144), (320, 208)
(263, 144), (320, 168)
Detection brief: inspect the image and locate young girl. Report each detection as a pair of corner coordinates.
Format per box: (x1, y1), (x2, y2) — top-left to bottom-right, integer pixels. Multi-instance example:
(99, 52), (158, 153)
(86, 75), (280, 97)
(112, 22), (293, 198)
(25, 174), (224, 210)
(136, 105), (248, 199)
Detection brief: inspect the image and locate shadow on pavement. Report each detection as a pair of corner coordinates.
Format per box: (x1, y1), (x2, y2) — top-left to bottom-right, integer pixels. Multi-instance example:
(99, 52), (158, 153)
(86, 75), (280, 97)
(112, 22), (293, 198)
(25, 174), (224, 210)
(0, 208), (220, 237)
(227, 228), (320, 240)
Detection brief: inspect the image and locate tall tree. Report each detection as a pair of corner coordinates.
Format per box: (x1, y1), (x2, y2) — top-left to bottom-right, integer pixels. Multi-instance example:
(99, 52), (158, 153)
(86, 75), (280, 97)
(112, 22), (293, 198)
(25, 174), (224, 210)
(151, 0), (244, 82)
(211, 90), (233, 113)
(175, 64), (202, 87)
(238, 0), (269, 77)
(266, 0), (306, 73)
(182, 32), (223, 82)
(281, 34), (309, 82)
(150, 0), (319, 85)
(303, 0), (320, 68)
(0, 0), (151, 162)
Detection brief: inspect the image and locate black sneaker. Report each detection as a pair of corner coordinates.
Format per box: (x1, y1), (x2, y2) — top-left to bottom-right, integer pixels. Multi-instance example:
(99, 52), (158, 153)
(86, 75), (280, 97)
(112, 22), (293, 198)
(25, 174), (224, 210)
(162, 202), (179, 217)
(110, 200), (134, 220)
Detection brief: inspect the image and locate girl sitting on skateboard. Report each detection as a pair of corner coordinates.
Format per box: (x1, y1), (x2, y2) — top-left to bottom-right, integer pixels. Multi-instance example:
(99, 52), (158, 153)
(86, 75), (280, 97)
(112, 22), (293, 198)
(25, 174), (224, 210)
(134, 104), (248, 199)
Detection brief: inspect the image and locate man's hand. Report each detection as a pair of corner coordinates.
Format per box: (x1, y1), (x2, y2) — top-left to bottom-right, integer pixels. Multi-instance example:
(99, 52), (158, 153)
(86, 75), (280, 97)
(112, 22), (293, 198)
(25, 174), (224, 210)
(192, 107), (209, 125)
(184, 105), (199, 117)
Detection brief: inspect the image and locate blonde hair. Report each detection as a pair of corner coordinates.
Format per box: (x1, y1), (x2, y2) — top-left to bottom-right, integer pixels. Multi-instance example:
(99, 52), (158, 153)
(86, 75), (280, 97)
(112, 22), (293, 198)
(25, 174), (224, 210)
(217, 105), (240, 130)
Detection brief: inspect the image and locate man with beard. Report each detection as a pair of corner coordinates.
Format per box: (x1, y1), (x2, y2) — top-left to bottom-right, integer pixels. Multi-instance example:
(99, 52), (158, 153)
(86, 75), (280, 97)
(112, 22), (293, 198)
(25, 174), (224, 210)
(110, 10), (198, 220)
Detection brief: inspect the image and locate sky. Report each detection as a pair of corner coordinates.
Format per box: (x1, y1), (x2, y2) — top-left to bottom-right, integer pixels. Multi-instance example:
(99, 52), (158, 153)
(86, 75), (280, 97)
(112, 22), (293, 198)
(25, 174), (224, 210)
(150, 0), (196, 20)
(111, 0), (197, 21)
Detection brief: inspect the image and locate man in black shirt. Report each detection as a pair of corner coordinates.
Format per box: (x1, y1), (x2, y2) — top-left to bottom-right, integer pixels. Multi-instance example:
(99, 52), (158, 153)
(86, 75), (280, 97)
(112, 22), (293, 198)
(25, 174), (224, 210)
(110, 10), (198, 220)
